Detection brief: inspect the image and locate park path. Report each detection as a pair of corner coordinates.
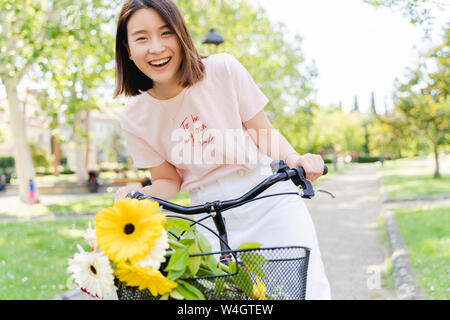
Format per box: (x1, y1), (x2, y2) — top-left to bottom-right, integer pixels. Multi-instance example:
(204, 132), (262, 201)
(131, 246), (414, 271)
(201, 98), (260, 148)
(305, 163), (396, 300)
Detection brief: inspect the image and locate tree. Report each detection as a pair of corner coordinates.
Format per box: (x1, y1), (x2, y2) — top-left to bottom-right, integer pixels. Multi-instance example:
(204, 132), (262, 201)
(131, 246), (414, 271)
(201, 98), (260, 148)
(393, 26), (450, 177)
(32, 1), (118, 182)
(0, 0), (121, 201)
(176, 0), (317, 121)
(353, 96), (360, 113)
(0, 0), (67, 201)
(370, 91), (377, 115)
(369, 112), (422, 159)
(278, 104), (366, 156)
(364, 0), (449, 36)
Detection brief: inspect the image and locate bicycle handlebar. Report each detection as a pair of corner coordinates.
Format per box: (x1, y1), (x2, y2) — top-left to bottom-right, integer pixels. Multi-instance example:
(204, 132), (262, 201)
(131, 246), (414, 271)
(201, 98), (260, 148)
(127, 160), (328, 216)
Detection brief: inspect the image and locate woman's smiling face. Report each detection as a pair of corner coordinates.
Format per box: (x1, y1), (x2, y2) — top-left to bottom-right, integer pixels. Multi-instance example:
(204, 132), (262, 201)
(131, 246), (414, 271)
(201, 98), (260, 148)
(127, 8), (182, 90)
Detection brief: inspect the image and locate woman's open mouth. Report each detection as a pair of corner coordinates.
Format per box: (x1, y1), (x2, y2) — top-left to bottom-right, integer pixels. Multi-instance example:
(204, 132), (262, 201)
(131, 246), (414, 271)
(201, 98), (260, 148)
(148, 57), (172, 70)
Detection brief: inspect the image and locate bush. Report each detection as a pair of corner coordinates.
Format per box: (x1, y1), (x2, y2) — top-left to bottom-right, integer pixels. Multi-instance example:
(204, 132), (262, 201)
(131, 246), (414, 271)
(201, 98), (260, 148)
(352, 156), (381, 163)
(0, 156), (14, 169)
(61, 167), (75, 175)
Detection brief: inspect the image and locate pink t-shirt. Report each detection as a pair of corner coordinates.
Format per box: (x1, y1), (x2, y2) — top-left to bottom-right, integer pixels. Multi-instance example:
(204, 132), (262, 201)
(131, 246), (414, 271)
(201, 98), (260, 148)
(119, 53), (269, 192)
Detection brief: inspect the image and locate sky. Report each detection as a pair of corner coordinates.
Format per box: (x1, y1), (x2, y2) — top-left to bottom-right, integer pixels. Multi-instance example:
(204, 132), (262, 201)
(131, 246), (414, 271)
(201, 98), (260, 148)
(251, 0), (449, 113)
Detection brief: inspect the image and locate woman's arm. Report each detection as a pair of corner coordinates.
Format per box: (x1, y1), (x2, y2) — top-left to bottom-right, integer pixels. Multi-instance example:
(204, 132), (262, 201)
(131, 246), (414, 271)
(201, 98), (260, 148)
(115, 160), (181, 202)
(243, 110), (324, 182)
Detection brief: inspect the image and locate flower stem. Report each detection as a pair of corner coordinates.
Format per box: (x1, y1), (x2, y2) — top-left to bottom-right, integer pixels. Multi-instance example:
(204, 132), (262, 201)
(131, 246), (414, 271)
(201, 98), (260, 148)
(168, 239), (186, 249)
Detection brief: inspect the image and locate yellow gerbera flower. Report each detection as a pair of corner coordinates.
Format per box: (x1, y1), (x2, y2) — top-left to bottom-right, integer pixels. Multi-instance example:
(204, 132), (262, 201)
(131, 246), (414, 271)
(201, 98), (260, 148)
(116, 263), (177, 296)
(253, 277), (266, 300)
(95, 198), (165, 263)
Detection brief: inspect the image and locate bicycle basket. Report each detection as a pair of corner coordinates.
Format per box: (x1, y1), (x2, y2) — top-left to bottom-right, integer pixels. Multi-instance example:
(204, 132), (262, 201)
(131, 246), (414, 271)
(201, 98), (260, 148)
(115, 246), (310, 300)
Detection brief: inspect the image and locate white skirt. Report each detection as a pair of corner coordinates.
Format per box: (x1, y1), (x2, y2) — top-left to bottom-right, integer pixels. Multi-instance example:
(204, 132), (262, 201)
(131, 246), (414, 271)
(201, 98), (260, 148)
(189, 155), (331, 300)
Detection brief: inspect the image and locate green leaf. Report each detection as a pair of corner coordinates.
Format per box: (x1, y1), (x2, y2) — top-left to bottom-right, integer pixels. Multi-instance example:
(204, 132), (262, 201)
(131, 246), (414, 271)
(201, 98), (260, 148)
(165, 218), (192, 232)
(176, 280), (205, 300)
(229, 262), (254, 296)
(204, 254), (218, 273)
(165, 247), (189, 273)
(167, 268), (186, 281)
(179, 239), (195, 247)
(236, 242), (262, 250)
(241, 252), (269, 280)
(187, 244), (202, 276)
(169, 288), (185, 300)
(196, 232), (212, 253)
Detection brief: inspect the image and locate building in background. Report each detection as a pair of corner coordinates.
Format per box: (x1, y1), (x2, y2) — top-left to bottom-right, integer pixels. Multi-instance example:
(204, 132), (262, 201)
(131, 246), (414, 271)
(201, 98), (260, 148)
(0, 90), (128, 174)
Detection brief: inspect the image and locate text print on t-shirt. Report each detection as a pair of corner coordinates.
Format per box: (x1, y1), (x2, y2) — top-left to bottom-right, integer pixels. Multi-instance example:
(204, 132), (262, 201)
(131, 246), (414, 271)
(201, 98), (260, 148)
(179, 114), (215, 147)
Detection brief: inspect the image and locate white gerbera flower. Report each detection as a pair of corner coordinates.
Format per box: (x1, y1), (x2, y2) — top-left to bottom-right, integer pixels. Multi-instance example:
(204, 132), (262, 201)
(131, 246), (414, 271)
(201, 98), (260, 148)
(81, 222), (97, 250)
(68, 245), (116, 299)
(137, 229), (169, 270)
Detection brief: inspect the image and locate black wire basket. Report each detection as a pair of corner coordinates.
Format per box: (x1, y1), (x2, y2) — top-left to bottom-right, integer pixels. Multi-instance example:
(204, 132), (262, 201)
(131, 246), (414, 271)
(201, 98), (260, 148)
(115, 246), (310, 300)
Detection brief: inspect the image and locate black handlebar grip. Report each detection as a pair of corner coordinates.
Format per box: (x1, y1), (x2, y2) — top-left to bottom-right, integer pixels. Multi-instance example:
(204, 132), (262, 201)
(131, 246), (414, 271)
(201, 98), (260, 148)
(299, 165), (328, 176)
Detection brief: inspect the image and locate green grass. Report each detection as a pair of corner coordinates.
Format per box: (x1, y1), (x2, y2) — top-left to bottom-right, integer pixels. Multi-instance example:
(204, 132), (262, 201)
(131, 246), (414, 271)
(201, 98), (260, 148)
(0, 218), (92, 299)
(394, 204), (450, 300)
(379, 156), (450, 198)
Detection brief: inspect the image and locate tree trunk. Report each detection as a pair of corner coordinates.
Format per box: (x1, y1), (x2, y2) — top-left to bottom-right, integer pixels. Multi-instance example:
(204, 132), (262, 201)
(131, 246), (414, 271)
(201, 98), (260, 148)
(52, 134), (60, 176)
(85, 110), (90, 172)
(74, 112), (87, 182)
(4, 79), (37, 203)
(433, 142), (440, 179)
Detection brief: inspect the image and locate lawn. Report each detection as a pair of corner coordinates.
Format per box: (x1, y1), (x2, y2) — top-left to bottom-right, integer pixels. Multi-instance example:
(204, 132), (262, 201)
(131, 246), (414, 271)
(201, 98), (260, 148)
(378, 156), (450, 198)
(0, 218), (92, 299)
(394, 204), (450, 300)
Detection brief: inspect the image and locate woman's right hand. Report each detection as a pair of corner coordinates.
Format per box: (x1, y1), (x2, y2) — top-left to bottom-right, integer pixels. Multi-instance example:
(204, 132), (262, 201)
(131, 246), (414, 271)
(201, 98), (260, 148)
(114, 185), (142, 202)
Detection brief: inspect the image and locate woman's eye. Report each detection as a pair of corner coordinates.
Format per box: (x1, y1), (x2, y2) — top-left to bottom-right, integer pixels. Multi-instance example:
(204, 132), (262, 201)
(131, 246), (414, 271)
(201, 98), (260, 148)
(162, 31), (173, 37)
(136, 37), (147, 41)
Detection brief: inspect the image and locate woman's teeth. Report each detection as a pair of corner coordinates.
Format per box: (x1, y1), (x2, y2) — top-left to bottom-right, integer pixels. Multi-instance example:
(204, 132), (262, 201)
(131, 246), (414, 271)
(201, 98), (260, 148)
(150, 57), (171, 66)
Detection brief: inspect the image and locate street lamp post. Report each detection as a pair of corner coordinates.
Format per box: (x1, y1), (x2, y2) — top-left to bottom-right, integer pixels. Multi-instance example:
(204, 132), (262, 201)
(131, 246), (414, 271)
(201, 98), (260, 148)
(202, 28), (224, 46)
(202, 28), (224, 54)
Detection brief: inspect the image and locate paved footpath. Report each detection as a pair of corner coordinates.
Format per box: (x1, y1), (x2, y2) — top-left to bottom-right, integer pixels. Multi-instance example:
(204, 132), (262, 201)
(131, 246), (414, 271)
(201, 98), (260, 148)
(305, 163), (396, 300)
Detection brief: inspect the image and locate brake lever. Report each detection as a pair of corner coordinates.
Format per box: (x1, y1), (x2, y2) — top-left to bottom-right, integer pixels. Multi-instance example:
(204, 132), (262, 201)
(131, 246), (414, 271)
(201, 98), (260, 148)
(316, 188), (336, 198)
(270, 159), (315, 198)
(291, 167), (315, 199)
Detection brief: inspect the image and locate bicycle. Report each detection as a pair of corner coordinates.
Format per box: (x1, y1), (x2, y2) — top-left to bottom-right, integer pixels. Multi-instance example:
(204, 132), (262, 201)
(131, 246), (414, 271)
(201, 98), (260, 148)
(115, 159), (334, 300)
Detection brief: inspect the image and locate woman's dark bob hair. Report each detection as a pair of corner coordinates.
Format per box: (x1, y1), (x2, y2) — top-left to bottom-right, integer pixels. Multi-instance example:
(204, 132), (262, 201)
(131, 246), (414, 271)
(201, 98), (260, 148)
(113, 0), (205, 98)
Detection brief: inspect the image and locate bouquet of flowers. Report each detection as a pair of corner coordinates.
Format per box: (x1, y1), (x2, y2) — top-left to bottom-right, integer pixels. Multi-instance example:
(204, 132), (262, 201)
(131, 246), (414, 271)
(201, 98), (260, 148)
(67, 198), (292, 300)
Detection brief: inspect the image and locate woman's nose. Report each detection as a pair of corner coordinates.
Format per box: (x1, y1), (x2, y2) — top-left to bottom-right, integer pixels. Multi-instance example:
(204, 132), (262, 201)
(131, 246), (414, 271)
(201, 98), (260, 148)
(148, 39), (164, 54)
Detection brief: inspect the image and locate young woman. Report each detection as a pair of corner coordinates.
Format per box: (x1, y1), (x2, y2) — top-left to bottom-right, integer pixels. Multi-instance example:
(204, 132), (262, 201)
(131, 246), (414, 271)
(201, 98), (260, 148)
(113, 0), (331, 299)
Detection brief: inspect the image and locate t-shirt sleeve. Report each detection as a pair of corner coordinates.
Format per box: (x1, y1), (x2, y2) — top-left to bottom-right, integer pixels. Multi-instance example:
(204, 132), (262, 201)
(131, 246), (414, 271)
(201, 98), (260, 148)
(225, 54), (269, 122)
(121, 128), (165, 168)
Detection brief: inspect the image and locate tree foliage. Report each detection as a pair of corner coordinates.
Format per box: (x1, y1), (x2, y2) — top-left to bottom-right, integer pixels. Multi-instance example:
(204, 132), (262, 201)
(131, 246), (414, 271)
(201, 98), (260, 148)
(364, 0), (449, 36)
(371, 26), (449, 177)
(176, 0), (317, 120)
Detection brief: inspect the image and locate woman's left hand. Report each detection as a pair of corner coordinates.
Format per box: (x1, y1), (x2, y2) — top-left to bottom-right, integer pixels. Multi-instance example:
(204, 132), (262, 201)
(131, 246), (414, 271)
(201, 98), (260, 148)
(287, 153), (324, 182)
